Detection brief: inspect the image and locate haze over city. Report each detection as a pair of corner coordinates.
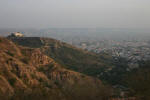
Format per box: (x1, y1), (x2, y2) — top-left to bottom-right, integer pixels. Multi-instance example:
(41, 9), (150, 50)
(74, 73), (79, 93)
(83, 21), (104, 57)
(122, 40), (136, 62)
(0, 0), (150, 29)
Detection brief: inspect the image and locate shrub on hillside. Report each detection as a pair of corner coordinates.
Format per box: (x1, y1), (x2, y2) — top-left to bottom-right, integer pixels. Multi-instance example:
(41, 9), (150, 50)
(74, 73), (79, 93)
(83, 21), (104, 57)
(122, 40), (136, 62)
(6, 51), (14, 57)
(20, 57), (29, 64)
(8, 78), (16, 86)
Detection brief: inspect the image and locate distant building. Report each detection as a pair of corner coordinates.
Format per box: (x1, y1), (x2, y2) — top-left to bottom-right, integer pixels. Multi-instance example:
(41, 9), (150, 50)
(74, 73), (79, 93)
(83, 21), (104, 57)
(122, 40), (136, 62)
(81, 43), (87, 49)
(8, 32), (24, 37)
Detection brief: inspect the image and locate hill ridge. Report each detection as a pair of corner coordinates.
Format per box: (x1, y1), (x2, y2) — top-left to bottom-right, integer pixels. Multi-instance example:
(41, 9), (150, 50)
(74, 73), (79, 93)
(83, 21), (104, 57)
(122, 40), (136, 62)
(0, 37), (112, 100)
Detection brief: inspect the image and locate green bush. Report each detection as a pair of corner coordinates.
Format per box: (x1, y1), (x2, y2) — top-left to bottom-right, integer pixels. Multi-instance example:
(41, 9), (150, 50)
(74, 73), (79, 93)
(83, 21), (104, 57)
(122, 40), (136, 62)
(39, 78), (43, 83)
(38, 67), (45, 72)
(6, 51), (14, 57)
(21, 57), (29, 64)
(8, 78), (16, 86)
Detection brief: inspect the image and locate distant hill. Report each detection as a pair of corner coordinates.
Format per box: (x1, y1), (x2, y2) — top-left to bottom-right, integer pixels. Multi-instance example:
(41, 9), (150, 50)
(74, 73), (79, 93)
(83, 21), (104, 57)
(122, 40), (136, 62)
(0, 37), (113, 100)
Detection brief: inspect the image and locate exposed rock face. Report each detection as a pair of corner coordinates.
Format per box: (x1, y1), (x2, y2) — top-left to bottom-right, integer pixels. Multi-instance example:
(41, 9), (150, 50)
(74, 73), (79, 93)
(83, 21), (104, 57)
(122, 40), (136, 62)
(0, 37), (113, 100)
(0, 75), (14, 96)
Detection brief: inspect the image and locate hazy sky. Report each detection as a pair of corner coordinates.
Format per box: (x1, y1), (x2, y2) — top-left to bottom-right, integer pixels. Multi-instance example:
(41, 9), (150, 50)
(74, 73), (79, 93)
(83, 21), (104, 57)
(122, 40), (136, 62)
(0, 0), (150, 29)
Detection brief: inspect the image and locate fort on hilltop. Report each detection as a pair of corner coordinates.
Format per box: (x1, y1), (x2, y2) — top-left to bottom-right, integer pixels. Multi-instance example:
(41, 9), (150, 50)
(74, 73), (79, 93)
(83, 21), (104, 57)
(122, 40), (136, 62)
(8, 32), (24, 37)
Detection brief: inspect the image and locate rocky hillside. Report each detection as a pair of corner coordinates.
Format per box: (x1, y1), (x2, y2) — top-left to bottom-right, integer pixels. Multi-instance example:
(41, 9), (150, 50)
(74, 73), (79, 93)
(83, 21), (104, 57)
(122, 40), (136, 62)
(8, 37), (114, 78)
(0, 37), (112, 100)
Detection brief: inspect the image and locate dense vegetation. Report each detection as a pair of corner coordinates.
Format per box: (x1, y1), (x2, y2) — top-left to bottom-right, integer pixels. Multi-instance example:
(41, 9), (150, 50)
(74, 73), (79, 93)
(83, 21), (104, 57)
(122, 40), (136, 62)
(125, 61), (150, 100)
(100, 57), (129, 85)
